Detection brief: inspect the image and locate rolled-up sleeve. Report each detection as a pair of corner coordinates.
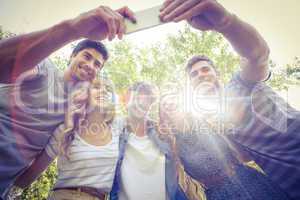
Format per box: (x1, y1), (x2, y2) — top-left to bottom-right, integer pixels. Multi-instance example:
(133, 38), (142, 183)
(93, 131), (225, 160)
(227, 71), (294, 133)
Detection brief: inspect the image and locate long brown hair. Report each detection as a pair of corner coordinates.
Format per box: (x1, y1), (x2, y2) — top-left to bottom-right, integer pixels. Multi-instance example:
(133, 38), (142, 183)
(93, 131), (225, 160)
(60, 78), (116, 159)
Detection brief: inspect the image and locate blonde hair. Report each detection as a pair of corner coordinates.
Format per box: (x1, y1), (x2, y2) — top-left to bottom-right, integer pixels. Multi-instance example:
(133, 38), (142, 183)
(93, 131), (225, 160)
(60, 78), (116, 158)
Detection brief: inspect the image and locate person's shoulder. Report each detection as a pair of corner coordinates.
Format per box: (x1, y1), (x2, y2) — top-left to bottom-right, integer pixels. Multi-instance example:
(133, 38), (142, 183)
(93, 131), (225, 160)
(111, 117), (126, 135)
(36, 59), (59, 75)
(112, 116), (125, 127)
(18, 59), (61, 84)
(52, 123), (66, 138)
(41, 59), (66, 90)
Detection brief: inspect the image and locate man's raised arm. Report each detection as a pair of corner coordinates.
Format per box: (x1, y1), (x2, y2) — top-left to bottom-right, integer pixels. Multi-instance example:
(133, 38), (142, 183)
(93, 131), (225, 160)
(0, 6), (136, 83)
(160, 0), (270, 82)
(219, 14), (270, 82)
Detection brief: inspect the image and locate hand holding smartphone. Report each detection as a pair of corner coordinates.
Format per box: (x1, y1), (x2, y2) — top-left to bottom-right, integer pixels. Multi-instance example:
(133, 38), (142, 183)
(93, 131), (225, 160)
(125, 5), (165, 34)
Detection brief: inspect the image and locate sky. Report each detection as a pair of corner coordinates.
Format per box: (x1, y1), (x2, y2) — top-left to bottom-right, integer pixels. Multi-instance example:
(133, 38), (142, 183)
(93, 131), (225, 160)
(0, 0), (299, 66)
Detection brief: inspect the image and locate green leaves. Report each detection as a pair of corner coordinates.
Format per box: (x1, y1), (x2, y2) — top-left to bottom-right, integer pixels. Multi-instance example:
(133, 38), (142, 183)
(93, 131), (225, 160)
(21, 161), (57, 200)
(0, 26), (16, 40)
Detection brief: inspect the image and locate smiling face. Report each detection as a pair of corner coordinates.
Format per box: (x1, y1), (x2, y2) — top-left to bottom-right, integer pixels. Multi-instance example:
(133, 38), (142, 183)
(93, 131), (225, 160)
(127, 91), (155, 119)
(88, 79), (115, 123)
(189, 61), (221, 95)
(69, 48), (105, 82)
(125, 83), (157, 120)
(89, 79), (113, 108)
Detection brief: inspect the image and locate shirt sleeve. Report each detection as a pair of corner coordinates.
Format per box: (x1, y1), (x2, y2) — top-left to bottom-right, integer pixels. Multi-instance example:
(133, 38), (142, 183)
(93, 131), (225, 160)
(226, 71), (295, 134)
(229, 71), (271, 90)
(45, 124), (66, 159)
(20, 59), (57, 82)
(36, 59), (56, 77)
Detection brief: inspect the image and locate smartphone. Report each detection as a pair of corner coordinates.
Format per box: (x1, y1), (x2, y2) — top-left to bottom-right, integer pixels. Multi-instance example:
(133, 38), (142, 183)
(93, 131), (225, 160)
(125, 5), (165, 34)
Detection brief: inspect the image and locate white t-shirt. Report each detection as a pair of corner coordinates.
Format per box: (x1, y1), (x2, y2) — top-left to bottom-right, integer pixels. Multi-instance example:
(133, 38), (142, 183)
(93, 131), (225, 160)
(119, 133), (167, 200)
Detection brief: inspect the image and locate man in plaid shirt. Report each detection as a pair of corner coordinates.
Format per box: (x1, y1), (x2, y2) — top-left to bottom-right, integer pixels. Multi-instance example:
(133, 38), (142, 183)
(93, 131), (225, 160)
(160, 0), (300, 199)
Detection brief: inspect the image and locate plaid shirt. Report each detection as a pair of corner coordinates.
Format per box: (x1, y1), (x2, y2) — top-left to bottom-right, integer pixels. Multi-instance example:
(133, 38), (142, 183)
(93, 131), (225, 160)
(224, 73), (300, 199)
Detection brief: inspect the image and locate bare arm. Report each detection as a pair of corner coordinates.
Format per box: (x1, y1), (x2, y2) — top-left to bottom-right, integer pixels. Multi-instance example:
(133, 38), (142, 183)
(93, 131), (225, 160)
(219, 15), (270, 82)
(0, 6), (136, 83)
(14, 97), (86, 188)
(0, 21), (75, 83)
(14, 150), (54, 188)
(14, 123), (68, 188)
(160, 0), (270, 82)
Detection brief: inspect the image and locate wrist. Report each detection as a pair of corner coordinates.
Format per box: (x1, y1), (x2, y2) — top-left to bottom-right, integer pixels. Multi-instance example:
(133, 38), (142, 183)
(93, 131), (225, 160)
(56, 19), (81, 42)
(216, 14), (237, 33)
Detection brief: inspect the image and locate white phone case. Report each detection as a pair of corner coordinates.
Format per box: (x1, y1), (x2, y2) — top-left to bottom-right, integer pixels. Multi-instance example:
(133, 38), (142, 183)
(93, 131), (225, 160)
(125, 5), (165, 34)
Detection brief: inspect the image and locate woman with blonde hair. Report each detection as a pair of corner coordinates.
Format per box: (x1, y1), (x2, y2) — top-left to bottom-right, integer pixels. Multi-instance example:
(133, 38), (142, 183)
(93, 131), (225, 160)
(9, 78), (122, 200)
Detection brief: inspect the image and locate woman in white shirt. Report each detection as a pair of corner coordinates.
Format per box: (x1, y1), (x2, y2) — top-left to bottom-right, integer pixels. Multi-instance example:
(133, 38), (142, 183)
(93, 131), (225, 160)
(9, 78), (121, 200)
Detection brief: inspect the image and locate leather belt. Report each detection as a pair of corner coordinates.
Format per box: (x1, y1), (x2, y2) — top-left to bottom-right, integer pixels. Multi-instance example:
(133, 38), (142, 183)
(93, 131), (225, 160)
(53, 186), (107, 200)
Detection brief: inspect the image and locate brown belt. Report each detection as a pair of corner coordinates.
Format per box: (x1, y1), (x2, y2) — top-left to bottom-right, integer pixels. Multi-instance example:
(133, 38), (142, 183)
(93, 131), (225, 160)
(53, 186), (107, 200)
